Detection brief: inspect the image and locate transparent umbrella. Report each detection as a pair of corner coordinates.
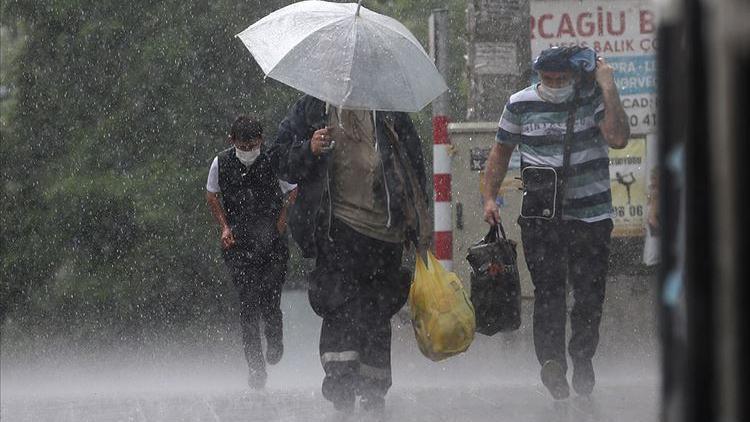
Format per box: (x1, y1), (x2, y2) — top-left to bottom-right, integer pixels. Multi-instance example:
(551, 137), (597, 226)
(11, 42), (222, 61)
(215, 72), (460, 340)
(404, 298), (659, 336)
(236, 0), (448, 112)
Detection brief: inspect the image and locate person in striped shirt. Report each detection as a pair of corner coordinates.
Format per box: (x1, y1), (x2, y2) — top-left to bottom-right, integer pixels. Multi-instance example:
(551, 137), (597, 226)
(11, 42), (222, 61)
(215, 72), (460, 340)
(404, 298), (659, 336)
(482, 46), (630, 399)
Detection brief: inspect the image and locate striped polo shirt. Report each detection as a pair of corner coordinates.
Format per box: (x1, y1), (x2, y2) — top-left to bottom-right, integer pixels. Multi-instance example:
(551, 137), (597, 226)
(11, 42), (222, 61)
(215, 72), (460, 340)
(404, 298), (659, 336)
(496, 84), (614, 222)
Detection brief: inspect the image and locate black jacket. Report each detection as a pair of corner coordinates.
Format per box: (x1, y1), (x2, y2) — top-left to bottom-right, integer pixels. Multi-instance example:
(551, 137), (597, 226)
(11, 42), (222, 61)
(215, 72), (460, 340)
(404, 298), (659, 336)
(273, 95), (430, 257)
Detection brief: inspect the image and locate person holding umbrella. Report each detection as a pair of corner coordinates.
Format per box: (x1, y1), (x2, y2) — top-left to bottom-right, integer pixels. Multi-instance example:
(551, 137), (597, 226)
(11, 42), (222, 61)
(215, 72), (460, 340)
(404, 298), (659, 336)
(280, 98), (433, 412)
(236, 1), (444, 412)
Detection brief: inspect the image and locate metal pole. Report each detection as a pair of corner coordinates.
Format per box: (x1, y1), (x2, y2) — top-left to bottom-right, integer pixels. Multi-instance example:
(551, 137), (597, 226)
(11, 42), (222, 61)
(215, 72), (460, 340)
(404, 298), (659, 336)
(429, 9), (452, 270)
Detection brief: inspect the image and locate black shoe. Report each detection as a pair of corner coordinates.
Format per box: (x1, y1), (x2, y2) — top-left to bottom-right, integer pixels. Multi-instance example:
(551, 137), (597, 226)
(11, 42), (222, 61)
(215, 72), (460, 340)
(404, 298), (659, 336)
(266, 339), (283, 365)
(248, 367), (267, 390)
(572, 359), (595, 396)
(360, 394), (385, 412)
(322, 377), (355, 412)
(540, 360), (570, 400)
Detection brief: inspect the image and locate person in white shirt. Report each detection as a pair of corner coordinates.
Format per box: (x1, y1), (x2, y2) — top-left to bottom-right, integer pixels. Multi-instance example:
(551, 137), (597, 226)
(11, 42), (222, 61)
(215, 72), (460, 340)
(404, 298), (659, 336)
(205, 115), (296, 389)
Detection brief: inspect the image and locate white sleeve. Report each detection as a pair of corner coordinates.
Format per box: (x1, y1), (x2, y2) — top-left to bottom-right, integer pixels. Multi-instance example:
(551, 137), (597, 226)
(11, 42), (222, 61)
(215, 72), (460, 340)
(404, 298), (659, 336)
(206, 157), (220, 193)
(279, 179), (297, 194)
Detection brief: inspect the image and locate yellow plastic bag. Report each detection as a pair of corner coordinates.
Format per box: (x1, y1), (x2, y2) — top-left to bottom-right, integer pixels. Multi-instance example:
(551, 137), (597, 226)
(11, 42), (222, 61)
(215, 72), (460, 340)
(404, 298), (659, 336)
(408, 251), (476, 361)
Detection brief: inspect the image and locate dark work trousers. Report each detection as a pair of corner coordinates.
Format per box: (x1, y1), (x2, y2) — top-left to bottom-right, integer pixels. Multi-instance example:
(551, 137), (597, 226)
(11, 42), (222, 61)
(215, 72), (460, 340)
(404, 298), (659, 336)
(518, 217), (613, 372)
(223, 240), (288, 373)
(309, 219), (410, 401)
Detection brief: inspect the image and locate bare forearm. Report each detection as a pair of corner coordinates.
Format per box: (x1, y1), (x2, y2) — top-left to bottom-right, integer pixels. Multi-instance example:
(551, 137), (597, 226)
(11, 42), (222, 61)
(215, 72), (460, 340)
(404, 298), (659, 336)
(600, 85), (630, 149)
(206, 192), (229, 230)
(483, 143), (515, 201)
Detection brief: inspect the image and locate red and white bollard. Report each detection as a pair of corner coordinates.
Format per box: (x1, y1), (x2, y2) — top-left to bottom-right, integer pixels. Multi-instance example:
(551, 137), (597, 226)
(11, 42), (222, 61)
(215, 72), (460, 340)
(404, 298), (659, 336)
(433, 115), (452, 271)
(429, 9), (452, 271)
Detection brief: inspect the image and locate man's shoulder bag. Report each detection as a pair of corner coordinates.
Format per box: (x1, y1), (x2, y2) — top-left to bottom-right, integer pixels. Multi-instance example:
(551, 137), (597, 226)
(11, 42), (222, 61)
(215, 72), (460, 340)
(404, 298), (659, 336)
(519, 93), (581, 220)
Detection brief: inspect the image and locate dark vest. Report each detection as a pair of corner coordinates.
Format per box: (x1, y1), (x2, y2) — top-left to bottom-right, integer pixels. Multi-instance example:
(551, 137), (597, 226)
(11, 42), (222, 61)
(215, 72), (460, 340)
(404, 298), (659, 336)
(218, 147), (283, 249)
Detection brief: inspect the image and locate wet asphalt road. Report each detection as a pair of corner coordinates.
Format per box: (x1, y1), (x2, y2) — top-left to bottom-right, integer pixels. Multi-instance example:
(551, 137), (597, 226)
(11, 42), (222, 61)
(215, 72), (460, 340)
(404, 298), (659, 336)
(1, 288), (659, 422)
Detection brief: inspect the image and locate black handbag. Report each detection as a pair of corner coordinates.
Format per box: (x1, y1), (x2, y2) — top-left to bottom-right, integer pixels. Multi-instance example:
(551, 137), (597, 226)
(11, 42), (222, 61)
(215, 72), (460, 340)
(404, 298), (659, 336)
(466, 222), (522, 335)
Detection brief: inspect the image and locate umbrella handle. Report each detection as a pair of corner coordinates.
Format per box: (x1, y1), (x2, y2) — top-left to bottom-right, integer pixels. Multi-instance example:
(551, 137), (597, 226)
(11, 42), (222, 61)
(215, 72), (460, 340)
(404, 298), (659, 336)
(356, 0), (363, 16)
(326, 103), (345, 129)
(336, 106), (344, 129)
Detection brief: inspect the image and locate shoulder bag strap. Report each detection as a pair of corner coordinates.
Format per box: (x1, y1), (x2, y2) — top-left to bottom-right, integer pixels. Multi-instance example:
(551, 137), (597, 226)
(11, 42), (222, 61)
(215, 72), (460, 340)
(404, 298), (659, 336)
(557, 88), (581, 220)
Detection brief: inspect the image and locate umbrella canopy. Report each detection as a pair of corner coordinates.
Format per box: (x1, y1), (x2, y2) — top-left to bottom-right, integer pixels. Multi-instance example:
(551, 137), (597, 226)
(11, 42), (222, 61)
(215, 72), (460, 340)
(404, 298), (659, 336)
(236, 0), (448, 112)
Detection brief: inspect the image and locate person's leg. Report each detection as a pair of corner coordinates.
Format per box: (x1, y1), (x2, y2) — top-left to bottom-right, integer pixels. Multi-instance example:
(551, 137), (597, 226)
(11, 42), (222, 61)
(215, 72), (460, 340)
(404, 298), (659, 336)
(357, 313), (391, 411)
(224, 248), (266, 388)
(567, 219), (613, 395)
(311, 221), (366, 411)
(260, 243), (287, 365)
(319, 304), (360, 411)
(521, 218), (569, 368)
(357, 243), (405, 411)
(519, 218), (569, 399)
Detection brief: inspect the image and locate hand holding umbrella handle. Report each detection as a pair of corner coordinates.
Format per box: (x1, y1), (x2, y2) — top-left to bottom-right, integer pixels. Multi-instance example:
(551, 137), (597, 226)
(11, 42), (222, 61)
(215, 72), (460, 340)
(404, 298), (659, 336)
(311, 127), (334, 156)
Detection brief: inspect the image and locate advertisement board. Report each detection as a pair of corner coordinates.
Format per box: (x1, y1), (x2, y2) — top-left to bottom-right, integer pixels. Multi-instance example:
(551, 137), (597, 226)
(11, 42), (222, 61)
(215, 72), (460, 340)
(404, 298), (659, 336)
(609, 137), (647, 236)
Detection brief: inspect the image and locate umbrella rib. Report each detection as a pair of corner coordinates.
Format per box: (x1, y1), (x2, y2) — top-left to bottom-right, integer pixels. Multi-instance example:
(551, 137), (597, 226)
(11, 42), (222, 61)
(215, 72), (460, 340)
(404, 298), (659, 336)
(264, 16), (360, 107)
(251, 13), (353, 74)
(367, 24), (417, 111)
(364, 18), (426, 56)
(339, 17), (359, 107)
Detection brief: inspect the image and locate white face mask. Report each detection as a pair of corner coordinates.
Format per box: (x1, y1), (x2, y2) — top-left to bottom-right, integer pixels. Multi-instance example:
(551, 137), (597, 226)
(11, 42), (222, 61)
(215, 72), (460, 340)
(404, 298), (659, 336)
(538, 83), (575, 103)
(235, 147), (260, 166)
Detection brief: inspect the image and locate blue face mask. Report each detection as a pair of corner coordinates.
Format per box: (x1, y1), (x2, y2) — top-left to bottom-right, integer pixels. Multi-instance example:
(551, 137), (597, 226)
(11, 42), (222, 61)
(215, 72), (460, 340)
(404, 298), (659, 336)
(537, 82), (574, 103)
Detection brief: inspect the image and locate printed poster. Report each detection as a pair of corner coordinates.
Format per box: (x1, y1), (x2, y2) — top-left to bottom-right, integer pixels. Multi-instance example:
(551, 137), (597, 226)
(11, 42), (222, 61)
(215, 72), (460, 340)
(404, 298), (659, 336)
(609, 137), (647, 236)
